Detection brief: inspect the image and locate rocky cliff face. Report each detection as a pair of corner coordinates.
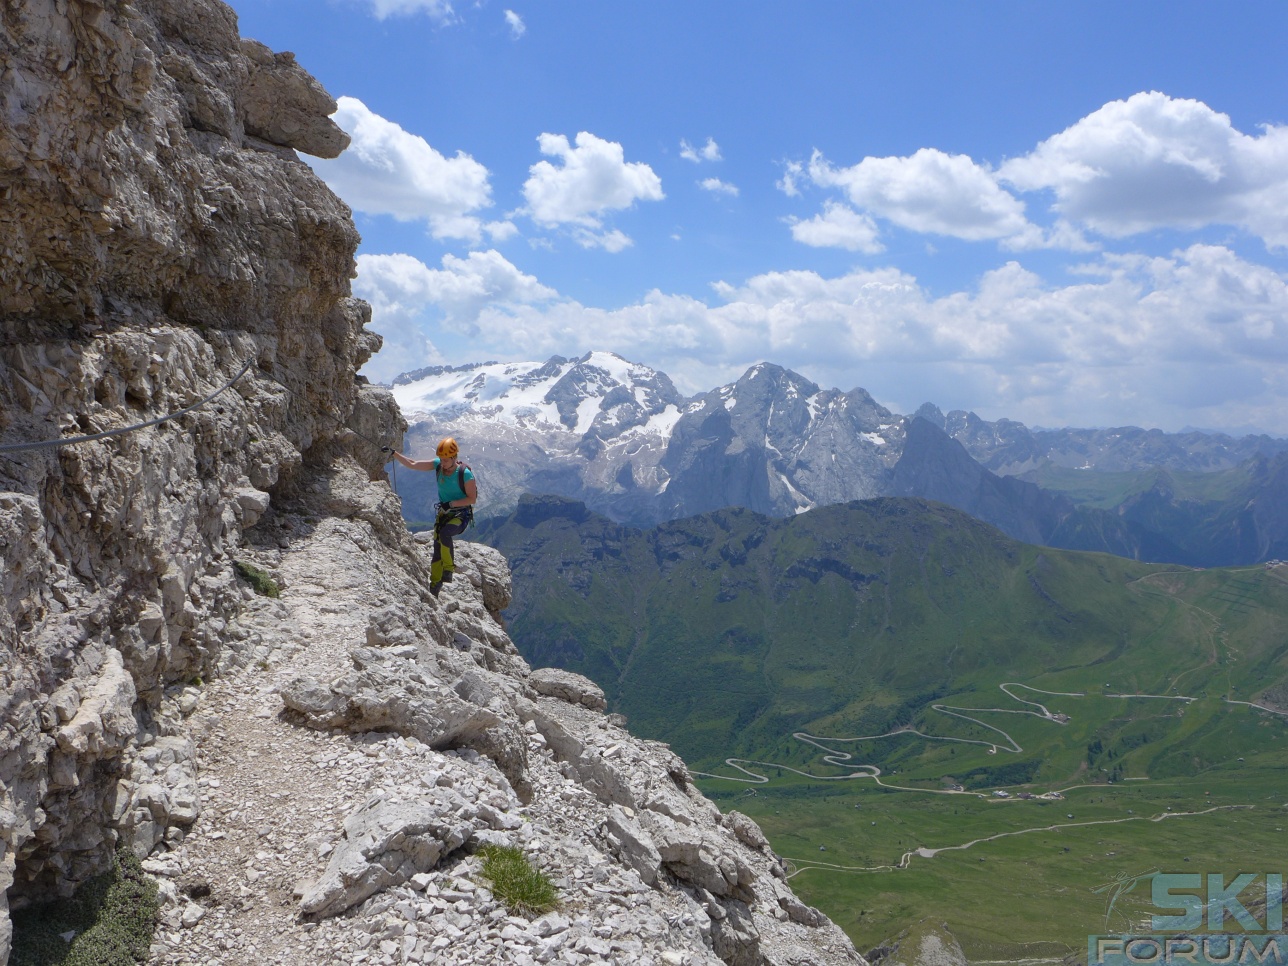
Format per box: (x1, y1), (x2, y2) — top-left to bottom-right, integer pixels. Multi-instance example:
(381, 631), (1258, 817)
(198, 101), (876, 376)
(0, 0), (398, 954)
(658, 363), (901, 520)
(0, 3), (865, 964)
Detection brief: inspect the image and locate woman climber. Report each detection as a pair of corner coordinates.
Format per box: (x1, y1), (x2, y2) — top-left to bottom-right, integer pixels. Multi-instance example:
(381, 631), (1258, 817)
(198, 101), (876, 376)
(389, 437), (477, 595)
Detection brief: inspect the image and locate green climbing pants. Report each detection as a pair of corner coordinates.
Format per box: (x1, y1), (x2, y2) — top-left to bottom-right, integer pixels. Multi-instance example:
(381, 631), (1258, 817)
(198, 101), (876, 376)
(431, 506), (472, 585)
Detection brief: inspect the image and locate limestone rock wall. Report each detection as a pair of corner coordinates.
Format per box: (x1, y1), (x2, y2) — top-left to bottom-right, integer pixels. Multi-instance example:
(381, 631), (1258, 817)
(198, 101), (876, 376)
(0, 0), (398, 954)
(0, 2), (868, 964)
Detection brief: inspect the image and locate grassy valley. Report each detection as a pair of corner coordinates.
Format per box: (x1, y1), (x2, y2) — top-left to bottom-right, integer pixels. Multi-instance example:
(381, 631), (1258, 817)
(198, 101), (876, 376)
(706, 763), (1288, 958)
(1019, 462), (1255, 509)
(478, 496), (1288, 957)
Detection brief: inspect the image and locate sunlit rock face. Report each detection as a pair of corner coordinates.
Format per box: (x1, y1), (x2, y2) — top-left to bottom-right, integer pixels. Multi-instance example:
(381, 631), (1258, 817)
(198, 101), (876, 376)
(0, 0), (395, 944)
(0, 4), (868, 965)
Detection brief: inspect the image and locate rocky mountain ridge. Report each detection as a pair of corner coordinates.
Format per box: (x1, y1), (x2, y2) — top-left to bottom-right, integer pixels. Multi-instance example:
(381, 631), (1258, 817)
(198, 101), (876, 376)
(393, 355), (1288, 564)
(915, 403), (1288, 475)
(394, 356), (905, 527)
(0, 2), (861, 963)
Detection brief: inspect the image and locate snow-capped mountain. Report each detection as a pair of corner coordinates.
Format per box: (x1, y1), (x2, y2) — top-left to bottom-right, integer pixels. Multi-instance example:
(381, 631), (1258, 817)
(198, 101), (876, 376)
(656, 362), (905, 519)
(390, 352), (690, 525)
(389, 352), (919, 526)
(392, 353), (685, 439)
(387, 351), (1288, 565)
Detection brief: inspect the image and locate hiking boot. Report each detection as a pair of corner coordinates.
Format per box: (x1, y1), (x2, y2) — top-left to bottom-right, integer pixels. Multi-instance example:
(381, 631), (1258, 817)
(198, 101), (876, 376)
(430, 581), (443, 596)
(441, 571), (454, 583)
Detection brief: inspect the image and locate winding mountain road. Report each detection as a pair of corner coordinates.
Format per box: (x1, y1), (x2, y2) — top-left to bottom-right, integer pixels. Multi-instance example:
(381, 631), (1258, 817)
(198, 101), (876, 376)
(780, 804), (1254, 879)
(693, 680), (1288, 790)
(692, 682), (1075, 788)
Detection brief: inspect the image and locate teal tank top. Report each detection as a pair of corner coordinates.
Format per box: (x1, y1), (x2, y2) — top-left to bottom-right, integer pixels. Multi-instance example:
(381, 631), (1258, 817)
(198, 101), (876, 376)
(435, 459), (474, 504)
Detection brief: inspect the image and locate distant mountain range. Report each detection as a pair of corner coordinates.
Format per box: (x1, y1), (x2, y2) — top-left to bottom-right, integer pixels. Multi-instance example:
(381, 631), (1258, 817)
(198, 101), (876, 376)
(389, 351), (1288, 566)
(914, 403), (1288, 475)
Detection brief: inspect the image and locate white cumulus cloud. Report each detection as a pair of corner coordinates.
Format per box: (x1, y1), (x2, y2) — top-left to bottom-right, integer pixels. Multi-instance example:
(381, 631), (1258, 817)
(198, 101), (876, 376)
(355, 251), (557, 379)
(360, 245), (1288, 434)
(680, 137), (722, 163)
(999, 91), (1288, 247)
(504, 9), (525, 37)
(520, 132), (663, 248)
(788, 201), (883, 253)
(365, 0), (454, 21)
(698, 244), (1288, 428)
(807, 148), (1034, 242)
(776, 160), (804, 198)
(485, 220), (520, 243)
(786, 92), (1288, 257)
(572, 228), (633, 252)
(700, 177), (739, 198)
(310, 97), (494, 243)
(358, 250), (555, 332)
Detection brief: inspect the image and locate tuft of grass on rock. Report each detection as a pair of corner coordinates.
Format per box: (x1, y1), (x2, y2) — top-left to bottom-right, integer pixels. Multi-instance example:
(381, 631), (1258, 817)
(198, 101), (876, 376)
(233, 559), (279, 598)
(9, 844), (159, 966)
(477, 844), (559, 918)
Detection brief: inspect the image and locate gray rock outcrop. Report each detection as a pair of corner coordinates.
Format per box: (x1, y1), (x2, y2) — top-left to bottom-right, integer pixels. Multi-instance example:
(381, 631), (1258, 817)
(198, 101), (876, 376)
(872, 919), (968, 966)
(299, 794), (490, 919)
(1, 0), (395, 954)
(0, 1), (868, 963)
(281, 646), (533, 802)
(528, 667), (608, 711)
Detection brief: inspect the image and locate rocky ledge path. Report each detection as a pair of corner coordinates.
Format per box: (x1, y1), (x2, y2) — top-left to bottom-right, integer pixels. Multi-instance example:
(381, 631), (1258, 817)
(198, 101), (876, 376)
(141, 482), (866, 966)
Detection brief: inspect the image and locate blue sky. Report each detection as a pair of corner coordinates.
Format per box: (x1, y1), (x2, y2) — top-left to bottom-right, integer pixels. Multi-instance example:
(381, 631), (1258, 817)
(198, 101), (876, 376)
(228, 0), (1288, 434)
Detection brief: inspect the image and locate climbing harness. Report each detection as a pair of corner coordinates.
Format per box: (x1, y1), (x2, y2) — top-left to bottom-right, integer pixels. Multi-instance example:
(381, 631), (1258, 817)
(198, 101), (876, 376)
(440, 461), (475, 529)
(0, 358), (256, 455)
(437, 501), (474, 527)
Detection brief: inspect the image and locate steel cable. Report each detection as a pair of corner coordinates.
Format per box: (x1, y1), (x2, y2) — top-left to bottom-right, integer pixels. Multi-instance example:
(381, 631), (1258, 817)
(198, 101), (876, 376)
(0, 357), (256, 455)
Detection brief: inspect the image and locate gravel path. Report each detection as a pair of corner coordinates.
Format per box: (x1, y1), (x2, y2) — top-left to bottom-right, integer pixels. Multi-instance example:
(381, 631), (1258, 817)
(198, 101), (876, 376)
(144, 511), (726, 966)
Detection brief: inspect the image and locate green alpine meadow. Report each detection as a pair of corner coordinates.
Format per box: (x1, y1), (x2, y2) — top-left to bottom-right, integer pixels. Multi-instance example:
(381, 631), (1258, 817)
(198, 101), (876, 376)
(480, 494), (1288, 957)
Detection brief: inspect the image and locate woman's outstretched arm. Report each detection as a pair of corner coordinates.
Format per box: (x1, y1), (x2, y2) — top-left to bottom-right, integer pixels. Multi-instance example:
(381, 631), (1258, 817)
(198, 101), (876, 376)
(390, 450), (437, 472)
